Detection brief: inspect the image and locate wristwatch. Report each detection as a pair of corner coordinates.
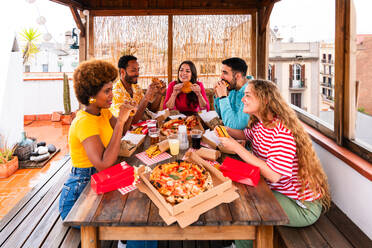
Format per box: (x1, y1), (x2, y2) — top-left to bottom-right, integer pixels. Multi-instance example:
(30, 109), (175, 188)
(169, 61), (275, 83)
(219, 96), (227, 100)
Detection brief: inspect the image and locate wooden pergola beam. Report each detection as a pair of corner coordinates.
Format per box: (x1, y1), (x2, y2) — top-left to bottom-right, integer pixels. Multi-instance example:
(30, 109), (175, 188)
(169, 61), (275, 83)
(49, 0), (84, 10)
(90, 9), (255, 16)
(259, 2), (274, 35)
(69, 6), (85, 37)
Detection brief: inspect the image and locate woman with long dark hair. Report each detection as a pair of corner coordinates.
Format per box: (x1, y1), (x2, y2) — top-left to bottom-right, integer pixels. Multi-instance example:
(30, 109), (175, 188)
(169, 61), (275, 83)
(163, 61), (209, 115)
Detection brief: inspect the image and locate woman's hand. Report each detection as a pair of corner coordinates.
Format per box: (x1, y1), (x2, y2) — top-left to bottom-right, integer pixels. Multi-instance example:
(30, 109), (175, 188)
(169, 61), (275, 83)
(173, 83), (183, 95)
(219, 136), (242, 151)
(118, 100), (137, 124)
(191, 84), (201, 95)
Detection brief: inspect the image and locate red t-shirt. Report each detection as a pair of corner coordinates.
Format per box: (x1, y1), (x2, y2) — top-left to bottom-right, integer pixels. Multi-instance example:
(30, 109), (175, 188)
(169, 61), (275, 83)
(163, 81), (210, 113)
(244, 119), (320, 201)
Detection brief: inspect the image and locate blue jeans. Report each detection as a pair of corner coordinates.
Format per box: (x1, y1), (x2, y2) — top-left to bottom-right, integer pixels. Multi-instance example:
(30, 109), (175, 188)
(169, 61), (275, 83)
(59, 167), (97, 221)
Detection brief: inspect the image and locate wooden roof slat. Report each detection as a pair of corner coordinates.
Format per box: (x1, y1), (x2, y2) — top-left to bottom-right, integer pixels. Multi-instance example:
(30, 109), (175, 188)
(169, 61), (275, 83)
(49, 0), (85, 9)
(69, 6), (85, 37)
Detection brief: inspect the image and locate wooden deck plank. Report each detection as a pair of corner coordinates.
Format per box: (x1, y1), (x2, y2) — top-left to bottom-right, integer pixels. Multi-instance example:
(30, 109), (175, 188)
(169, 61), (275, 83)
(60, 227), (81, 248)
(41, 217), (71, 248)
(246, 178), (289, 225)
(1, 164), (70, 248)
(0, 155), (70, 231)
(21, 195), (61, 248)
(0, 160), (70, 247)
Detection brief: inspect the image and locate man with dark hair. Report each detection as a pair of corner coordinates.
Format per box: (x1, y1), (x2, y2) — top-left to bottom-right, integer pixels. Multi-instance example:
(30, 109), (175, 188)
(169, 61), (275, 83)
(110, 55), (165, 124)
(214, 57), (252, 129)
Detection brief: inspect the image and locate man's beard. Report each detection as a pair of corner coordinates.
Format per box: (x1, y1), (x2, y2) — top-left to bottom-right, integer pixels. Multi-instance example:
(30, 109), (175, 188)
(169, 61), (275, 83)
(125, 74), (138, 84)
(224, 78), (237, 91)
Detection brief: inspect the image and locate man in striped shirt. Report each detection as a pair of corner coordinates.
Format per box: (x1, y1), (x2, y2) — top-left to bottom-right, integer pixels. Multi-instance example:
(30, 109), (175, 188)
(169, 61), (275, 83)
(216, 79), (330, 248)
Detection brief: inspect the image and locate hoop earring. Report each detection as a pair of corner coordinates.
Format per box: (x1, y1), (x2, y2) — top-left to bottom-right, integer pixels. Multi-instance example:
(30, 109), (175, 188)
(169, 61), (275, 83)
(89, 97), (96, 104)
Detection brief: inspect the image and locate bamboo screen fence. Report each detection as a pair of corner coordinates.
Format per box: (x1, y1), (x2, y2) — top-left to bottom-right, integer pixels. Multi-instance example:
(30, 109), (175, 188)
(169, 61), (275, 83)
(94, 15), (251, 89)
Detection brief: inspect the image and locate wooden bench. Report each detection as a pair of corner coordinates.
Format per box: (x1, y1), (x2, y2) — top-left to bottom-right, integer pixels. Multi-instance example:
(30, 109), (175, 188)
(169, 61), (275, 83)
(0, 156), (115, 248)
(275, 203), (372, 248)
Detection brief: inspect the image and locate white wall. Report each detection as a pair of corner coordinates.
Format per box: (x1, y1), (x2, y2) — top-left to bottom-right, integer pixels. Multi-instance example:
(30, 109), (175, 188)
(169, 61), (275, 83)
(313, 142), (372, 239)
(23, 79), (79, 115)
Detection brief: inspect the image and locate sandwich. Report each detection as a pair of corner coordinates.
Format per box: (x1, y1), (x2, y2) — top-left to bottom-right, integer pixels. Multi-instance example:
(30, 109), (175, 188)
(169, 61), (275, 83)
(216, 125), (229, 138)
(222, 79), (230, 87)
(181, 81), (192, 93)
(152, 77), (166, 88)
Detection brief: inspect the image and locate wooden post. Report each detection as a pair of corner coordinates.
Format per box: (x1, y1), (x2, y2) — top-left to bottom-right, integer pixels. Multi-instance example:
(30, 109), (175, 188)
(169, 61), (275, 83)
(251, 12), (257, 78)
(335, 0), (356, 144)
(255, 226), (273, 248)
(257, 8), (269, 80)
(81, 226), (99, 248)
(168, 15), (173, 83)
(87, 12), (95, 59)
(343, 0), (357, 139)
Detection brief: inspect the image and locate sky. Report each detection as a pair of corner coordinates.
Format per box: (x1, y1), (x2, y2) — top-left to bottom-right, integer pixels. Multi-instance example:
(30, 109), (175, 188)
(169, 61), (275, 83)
(2, 0), (372, 46)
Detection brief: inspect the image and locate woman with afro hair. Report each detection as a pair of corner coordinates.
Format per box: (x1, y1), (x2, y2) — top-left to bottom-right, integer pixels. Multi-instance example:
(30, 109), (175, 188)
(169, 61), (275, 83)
(59, 59), (136, 220)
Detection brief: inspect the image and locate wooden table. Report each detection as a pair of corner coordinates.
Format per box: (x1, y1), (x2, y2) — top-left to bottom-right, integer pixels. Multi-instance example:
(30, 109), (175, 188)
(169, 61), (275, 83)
(64, 138), (289, 248)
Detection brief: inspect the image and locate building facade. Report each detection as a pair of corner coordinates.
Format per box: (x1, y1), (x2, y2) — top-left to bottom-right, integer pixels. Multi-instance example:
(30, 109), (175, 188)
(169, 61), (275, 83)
(269, 41), (321, 117)
(319, 42), (335, 111)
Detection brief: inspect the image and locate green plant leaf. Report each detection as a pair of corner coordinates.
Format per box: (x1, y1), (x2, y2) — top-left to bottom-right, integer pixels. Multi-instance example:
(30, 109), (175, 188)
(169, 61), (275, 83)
(169, 174), (180, 180)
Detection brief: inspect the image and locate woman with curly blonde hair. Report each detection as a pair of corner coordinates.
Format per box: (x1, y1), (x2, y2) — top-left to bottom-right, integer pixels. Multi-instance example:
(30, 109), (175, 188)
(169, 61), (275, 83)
(217, 79), (330, 248)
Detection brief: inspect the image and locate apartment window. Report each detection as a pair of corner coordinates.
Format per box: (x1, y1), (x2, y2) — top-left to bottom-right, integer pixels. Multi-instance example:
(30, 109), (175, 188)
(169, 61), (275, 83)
(24, 65), (30, 73)
(328, 54), (332, 62)
(324, 65), (327, 74)
(323, 77), (326, 83)
(323, 53), (326, 60)
(294, 64), (301, 81)
(329, 65), (332, 75)
(328, 77), (332, 86)
(291, 93), (301, 108)
(322, 88), (327, 95)
(42, 64), (49, 72)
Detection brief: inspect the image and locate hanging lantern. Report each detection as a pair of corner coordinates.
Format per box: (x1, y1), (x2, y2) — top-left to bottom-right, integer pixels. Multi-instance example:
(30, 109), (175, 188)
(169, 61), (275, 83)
(36, 16), (46, 25)
(83, 10), (89, 16)
(43, 33), (52, 42)
(26, 0), (36, 3)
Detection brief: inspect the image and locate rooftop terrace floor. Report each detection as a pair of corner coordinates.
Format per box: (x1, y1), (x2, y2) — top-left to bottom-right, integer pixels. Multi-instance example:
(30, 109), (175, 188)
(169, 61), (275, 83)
(0, 120), (70, 220)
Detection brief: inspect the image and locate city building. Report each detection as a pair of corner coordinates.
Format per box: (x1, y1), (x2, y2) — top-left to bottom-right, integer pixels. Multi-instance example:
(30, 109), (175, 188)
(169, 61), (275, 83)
(269, 39), (321, 117)
(319, 42), (335, 111)
(356, 34), (372, 115)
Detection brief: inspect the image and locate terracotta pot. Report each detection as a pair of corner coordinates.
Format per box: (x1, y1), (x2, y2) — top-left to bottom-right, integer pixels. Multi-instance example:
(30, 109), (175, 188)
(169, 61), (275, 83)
(51, 111), (62, 122)
(0, 156), (18, 179)
(61, 112), (76, 125)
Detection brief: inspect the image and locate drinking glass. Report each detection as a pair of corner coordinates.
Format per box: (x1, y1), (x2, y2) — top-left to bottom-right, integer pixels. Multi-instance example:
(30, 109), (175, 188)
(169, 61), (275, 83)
(191, 129), (203, 149)
(168, 134), (180, 156)
(148, 128), (160, 145)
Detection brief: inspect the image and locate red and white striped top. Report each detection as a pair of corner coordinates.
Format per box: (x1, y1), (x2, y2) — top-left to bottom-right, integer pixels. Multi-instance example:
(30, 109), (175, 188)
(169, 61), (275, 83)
(244, 119), (320, 201)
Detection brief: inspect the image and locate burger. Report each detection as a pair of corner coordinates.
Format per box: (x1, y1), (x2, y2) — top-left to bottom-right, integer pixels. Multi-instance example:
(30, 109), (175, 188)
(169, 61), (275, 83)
(216, 125), (229, 138)
(181, 81), (192, 93)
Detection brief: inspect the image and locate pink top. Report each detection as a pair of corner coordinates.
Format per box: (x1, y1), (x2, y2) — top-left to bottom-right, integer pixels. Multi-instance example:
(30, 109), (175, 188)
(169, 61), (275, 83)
(163, 81), (210, 113)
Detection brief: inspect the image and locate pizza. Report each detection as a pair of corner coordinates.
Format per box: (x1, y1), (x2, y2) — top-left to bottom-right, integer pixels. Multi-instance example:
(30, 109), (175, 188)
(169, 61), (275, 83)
(161, 116), (201, 136)
(149, 161), (213, 204)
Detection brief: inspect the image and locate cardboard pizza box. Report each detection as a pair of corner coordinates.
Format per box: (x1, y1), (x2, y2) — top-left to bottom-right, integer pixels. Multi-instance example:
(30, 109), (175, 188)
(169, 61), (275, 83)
(160, 115), (204, 137)
(198, 111), (223, 130)
(119, 133), (146, 157)
(137, 152), (239, 228)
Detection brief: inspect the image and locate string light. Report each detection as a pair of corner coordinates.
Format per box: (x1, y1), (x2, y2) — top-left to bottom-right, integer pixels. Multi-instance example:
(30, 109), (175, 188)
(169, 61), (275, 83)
(36, 16), (46, 25)
(26, 0), (36, 3)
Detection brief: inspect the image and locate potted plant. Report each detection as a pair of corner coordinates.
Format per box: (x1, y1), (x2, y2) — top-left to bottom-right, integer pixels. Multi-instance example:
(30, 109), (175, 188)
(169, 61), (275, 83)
(61, 73), (75, 125)
(0, 141), (18, 179)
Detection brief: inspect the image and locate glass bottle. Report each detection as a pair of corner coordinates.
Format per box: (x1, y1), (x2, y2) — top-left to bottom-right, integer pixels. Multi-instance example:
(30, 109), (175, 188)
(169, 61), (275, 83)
(178, 125), (189, 151)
